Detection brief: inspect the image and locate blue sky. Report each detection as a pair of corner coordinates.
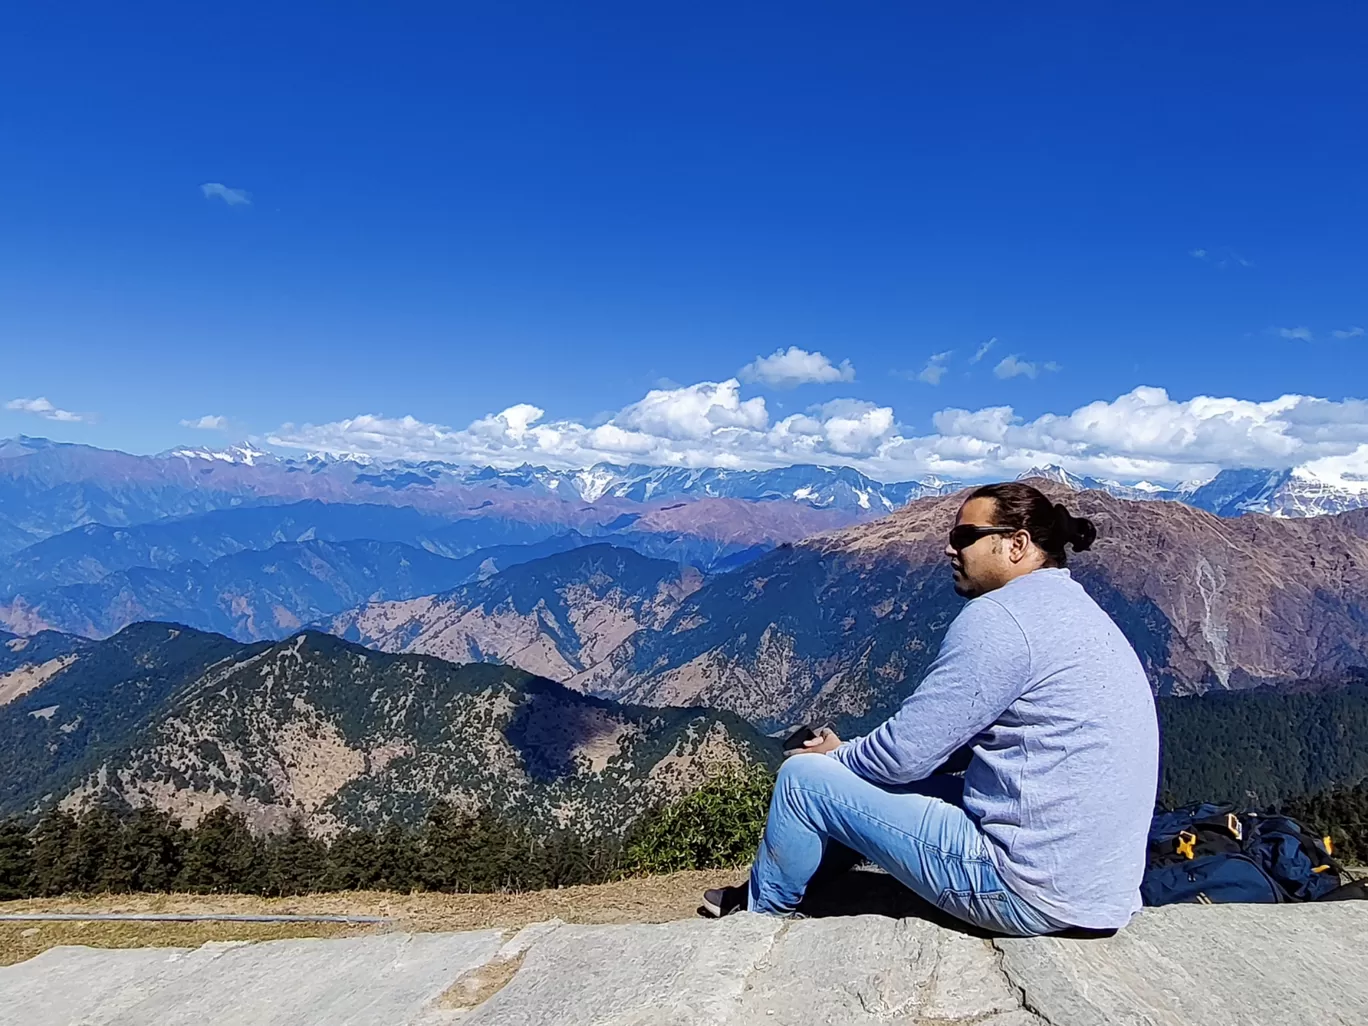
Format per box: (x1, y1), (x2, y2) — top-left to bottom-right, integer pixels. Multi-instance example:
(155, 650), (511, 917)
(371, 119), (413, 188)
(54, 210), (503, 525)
(3, 3), (1367, 484)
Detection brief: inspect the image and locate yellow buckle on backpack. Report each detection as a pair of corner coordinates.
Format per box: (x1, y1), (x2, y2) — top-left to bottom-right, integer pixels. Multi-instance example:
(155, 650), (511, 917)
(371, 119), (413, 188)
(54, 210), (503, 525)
(1176, 831), (1198, 860)
(1324, 835), (1335, 856)
(1226, 814), (1243, 841)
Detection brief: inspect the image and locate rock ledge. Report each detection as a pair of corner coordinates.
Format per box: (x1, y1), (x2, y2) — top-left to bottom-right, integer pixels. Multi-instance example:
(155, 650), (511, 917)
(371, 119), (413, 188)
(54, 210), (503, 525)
(2, 903), (1365, 1024)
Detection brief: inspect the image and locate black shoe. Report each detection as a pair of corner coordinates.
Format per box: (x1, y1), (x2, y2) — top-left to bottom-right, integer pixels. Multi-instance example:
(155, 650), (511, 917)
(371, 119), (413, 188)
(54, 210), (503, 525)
(701, 883), (749, 918)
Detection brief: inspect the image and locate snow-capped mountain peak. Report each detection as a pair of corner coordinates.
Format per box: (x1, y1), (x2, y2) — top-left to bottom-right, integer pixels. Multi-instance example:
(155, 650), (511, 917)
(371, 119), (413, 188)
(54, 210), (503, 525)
(573, 465), (623, 503)
(1019, 465), (1088, 489)
(1151, 458), (1368, 518)
(1016, 465), (1194, 504)
(1293, 449), (1368, 495)
(34, 432), (1368, 520)
(166, 443), (275, 467)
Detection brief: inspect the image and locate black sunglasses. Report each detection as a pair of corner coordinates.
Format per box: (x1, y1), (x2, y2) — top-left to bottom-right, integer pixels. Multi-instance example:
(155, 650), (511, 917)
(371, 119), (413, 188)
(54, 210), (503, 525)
(948, 524), (1019, 551)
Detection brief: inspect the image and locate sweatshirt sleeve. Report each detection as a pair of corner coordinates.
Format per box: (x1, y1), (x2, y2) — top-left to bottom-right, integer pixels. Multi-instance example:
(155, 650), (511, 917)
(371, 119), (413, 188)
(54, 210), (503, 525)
(830, 596), (1032, 786)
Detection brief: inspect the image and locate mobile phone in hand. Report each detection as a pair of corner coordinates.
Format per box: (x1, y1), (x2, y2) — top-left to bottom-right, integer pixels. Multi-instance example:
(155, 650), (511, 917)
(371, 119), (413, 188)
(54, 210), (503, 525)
(781, 725), (819, 753)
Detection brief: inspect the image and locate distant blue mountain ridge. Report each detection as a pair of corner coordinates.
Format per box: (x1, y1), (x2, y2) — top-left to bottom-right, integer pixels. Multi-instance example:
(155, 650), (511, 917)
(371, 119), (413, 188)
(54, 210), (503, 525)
(3, 436), (1363, 560)
(2, 435), (1365, 635)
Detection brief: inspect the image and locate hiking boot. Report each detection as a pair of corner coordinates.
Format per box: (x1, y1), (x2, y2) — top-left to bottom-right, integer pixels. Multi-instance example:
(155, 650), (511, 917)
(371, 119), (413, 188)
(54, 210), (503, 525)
(701, 882), (749, 918)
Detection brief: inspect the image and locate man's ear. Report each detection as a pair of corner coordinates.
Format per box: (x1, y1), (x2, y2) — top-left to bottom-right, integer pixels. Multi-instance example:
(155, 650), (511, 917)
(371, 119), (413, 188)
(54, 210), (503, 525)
(1009, 530), (1031, 563)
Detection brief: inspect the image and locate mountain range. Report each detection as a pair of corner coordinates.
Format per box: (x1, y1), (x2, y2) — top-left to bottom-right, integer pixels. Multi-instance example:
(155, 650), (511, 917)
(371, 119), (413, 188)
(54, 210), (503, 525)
(1023, 463), (1368, 518)
(0, 436), (937, 558)
(5, 433), (1367, 563)
(0, 622), (775, 835)
(0, 539), (490, 641)
(323, 484), (1368, 734)
(0, 498), (809, 640)
(5, 591), (1368, 838)
(4, 434), (1368, 835)
(4, 436), (1367, 710)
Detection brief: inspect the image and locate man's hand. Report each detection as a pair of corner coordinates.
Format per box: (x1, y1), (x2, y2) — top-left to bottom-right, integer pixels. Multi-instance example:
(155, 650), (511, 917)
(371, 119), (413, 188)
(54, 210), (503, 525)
(786, 726), (841, 757)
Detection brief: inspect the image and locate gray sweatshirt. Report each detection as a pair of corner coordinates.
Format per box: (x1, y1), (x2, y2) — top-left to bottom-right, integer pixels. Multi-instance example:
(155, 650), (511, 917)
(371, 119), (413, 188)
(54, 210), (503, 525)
(831, 567), (1159, 929)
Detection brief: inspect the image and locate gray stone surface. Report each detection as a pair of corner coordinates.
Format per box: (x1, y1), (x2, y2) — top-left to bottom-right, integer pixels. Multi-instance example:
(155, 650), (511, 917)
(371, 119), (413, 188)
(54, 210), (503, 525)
(736, 915), (935, 1022)
(0, 943), (217, 1025)
(999, 902), (1368, 1026)
(460, 914), (784, 1026)
(736, 914), (1021, 1024)
(3, 904), (1367, 1025)
(0, 931), (502, 1026)
(117, 931), (502, 1026)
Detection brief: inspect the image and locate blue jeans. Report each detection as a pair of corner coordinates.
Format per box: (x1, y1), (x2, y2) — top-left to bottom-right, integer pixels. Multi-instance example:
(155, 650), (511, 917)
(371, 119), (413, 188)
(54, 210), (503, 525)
(748, 753), (1069, 936)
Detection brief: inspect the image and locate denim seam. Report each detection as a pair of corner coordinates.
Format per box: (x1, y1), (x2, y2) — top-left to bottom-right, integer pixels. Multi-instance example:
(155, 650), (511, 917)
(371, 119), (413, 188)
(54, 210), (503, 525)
(935, 887), (1011, 912)
(785, 782), (993, 866)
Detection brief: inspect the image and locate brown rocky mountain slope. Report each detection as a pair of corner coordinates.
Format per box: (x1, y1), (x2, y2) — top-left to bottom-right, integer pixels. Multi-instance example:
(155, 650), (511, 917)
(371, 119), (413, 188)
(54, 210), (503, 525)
(325, 544), (702, 686)
(0, 623), (775, 835)
(592, 481), (1368, 731)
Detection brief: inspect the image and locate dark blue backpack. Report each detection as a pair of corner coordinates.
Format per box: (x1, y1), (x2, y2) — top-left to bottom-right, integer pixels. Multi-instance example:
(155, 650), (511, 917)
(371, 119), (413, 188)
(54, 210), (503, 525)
(1141, 803), (1358, 906)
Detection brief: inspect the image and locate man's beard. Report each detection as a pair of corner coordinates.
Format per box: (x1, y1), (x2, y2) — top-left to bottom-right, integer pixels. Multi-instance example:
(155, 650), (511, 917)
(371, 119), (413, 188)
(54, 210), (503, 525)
(951, 566), (981, 598)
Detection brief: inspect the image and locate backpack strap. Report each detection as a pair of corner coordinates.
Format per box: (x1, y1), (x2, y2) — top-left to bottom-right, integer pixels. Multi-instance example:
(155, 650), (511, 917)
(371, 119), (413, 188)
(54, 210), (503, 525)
(1320, 878), (1368, 901)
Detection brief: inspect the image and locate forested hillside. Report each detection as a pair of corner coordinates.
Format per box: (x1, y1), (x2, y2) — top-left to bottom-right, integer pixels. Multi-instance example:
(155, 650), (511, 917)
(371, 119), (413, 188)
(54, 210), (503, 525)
(1157, 682), (1368, 807)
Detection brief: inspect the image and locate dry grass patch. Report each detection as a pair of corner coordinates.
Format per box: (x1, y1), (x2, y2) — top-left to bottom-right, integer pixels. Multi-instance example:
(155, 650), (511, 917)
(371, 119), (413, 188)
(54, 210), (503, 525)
(437, 950), (527, 1011)
(0, 920), (364, 967)
(0, 869), (731, 964)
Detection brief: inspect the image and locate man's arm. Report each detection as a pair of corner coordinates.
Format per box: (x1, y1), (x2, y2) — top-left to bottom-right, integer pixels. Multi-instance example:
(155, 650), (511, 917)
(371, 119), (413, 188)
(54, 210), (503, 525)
(830, 596), (1032, 786)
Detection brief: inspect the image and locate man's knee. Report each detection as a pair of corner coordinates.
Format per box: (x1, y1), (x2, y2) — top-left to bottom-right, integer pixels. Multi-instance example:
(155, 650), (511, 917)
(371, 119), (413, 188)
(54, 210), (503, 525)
(776, 752), (844, 793)
(772, 754), (856, 838)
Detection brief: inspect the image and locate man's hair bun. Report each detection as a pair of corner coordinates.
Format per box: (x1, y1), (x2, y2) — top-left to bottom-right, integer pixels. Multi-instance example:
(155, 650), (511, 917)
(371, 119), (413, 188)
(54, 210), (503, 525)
(1053, 502), (1097, 552)
(966, 481), (1097, 568)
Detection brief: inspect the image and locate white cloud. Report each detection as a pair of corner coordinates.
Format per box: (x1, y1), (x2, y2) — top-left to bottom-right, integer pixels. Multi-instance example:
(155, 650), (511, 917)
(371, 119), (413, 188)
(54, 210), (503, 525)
(916, 351), (953, 385)
(617, 379), (768, 439)
(200, 182), (252, 206)
(267, 374), (1368, 488)
(994, 355), (1038, 379)
(1191, 246), (1251, 269)
(1332, 326), (1364, 340)
(807, 399), (896, 455)
(1279, 326), (1314, 341)
(271, 378), (892, 472)
(738, 346), (855, 388)
(180, 415), (229, 430)
(969, 337), (997, 364)
(5, 397), (85, 422)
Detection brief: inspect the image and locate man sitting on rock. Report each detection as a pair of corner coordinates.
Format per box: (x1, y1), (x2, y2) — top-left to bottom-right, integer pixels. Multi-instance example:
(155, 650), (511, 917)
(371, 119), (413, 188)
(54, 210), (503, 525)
(703, 481), (1160, 936)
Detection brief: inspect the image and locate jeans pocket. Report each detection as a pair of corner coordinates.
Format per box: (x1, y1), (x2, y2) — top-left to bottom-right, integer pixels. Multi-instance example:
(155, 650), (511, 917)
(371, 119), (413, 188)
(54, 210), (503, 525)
(934, 887), (1020, 934)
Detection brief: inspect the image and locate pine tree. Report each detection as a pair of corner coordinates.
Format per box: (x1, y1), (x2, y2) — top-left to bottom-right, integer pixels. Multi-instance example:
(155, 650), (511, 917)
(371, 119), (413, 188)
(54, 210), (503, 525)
(541, 831), (592, 888)
(375, 821), (418, 892)
(119, 807), (189, 892)
(179, 807), (264, 894)
(30, 810), (80, 896)
(0, 819), (34, 899)
(465, 809), (519, 891)
(324, 828), (383, 891)
(263, 818), (328, 896)
(417, 802), (476, 892)
(73, 806), (130, 893)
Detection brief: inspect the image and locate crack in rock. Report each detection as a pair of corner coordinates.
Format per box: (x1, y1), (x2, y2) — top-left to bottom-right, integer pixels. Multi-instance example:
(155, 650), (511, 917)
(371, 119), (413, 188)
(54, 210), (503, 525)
(988, 938), (1056, 1026)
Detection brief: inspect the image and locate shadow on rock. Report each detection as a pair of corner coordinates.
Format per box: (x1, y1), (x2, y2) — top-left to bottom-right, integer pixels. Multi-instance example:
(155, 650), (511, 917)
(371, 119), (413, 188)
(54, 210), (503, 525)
(795, 866), (997, 938)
